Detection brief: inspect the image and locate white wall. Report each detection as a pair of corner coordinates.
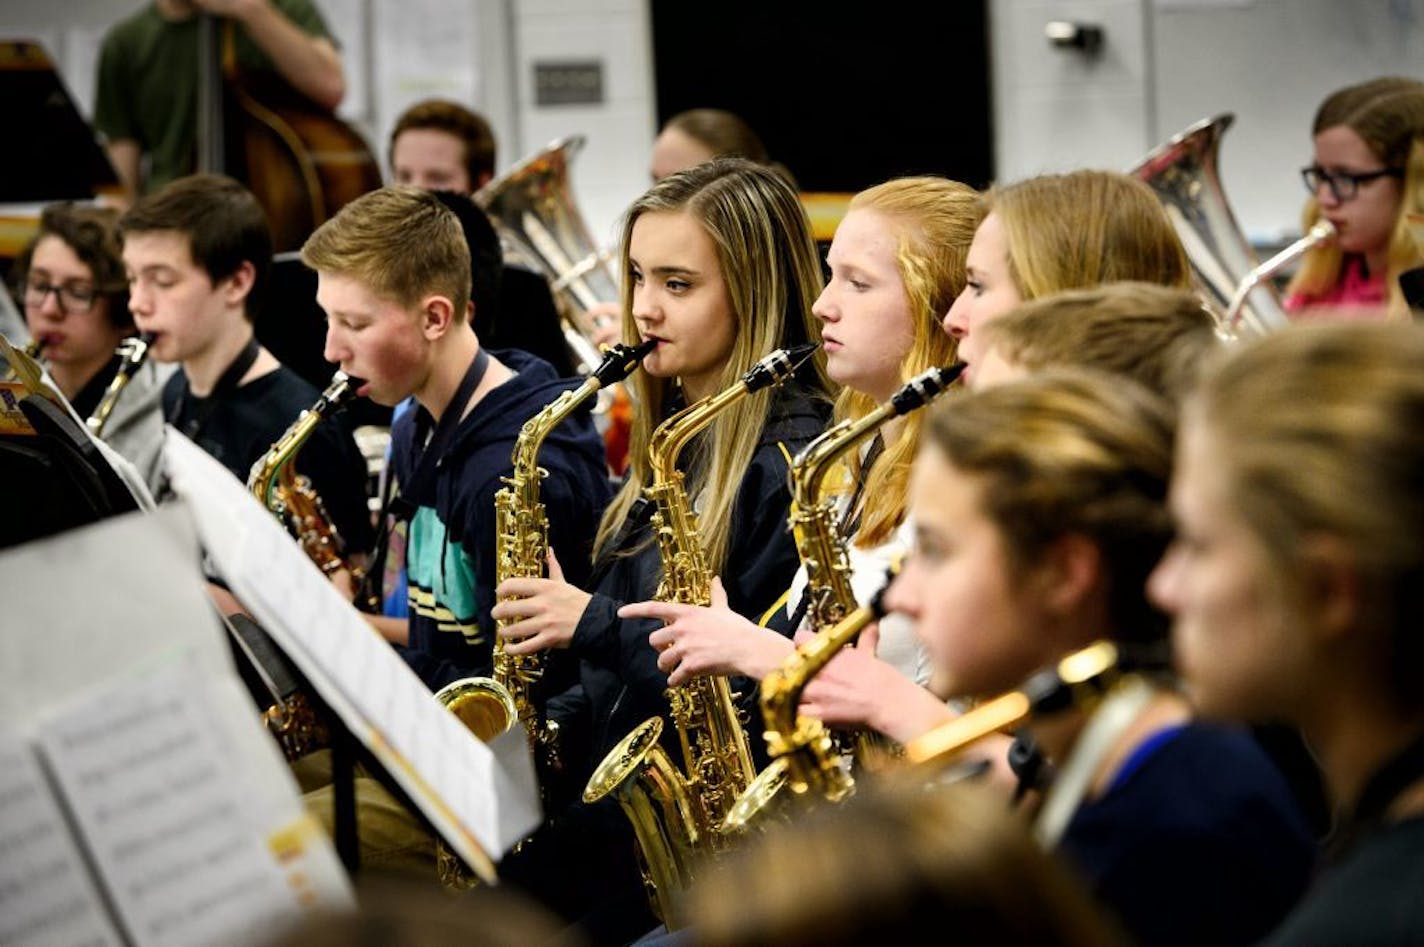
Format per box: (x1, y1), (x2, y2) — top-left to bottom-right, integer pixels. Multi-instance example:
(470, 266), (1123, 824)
(990, 0), (1424, 245)
(0, 0), (655, 246)
(14, 0), (1420, 247)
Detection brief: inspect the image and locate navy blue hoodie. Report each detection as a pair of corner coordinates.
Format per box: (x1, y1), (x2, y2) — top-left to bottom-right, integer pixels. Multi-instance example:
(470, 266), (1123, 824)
(389, 348), (611, 692)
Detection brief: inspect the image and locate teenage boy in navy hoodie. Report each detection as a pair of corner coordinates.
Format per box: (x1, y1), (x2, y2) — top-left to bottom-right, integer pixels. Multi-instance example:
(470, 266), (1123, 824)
(302, 185), (609, 693)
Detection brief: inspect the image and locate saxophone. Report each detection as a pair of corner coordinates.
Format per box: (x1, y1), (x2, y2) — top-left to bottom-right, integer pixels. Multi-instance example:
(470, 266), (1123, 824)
(723, 364), (964, 832)
(583, 343), (817, 927)
(247, 371), (363, 577)
(435, 341), (656, 758)
(245, 371), (362, 761)
(432, 341), (654, 889)
(86, 332), (155, 438)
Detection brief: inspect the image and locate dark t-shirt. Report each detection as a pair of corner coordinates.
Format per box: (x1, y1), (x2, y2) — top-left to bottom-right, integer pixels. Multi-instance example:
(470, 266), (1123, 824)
(1261, 816), (1424, 945)
(163, 364), (373, 555)
(1060, 723), (1316, 947)
(93, 0), (333, 193)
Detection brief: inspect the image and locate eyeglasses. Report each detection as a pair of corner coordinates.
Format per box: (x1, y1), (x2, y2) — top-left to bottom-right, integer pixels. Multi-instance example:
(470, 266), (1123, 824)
(24, 277), (97, 315)
(1300, 165), (1403, 202)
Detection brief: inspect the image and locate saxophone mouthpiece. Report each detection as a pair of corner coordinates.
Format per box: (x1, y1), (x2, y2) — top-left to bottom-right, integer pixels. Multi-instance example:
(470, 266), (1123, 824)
(889, 362), (966, 415)
(319, 371), (362, 412)
(593, 337), (658, 387)
(743, 342), (820, 394)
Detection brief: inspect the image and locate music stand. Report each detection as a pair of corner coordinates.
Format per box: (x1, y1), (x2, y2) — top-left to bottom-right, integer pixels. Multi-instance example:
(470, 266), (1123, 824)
(0, 40), (119, 204)
(0, 339), (139, 550)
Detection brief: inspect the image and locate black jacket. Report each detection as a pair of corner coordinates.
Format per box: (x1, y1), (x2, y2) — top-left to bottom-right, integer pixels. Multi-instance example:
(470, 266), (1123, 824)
(389, 348), (611, 692)
(552, 382), (831, 779)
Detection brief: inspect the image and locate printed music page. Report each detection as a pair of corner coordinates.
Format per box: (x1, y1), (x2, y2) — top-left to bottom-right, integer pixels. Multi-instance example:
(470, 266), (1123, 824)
(0, 732), (123, 947)
(0, 505), (353, 946)
(162, 429), (541, 874)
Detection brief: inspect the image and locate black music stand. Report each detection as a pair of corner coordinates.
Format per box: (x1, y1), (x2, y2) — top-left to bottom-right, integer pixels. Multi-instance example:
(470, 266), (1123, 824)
(0, 372), (139, 550)
(0, 40), (119, 204)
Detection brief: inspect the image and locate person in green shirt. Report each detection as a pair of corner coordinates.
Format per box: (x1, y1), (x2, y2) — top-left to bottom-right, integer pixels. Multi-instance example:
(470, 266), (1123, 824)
(93, 0), (346, 206)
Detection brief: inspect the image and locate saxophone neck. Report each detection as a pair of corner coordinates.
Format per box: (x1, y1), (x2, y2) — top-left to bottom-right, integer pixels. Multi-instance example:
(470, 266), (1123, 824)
(648, 381), (746, 484)
(512, 374), (600, 479)
(648, 344), (818, 484)
(791, 403), (894, 510)
(247, 372), (355, 505)
(85, 332), (155, 438)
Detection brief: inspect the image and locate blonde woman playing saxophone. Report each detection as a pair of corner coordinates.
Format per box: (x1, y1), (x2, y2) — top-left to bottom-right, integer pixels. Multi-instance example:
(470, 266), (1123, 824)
(622, 176), (983, 702)
(490, 158), (833, 944)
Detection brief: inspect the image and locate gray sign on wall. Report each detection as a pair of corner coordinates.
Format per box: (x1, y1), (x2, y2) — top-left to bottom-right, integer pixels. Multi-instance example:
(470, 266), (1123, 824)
(533, 60), (604, 107)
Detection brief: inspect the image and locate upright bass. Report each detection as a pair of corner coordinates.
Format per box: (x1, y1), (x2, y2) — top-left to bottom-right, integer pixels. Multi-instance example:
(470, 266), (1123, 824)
(196, 13), (382, 252)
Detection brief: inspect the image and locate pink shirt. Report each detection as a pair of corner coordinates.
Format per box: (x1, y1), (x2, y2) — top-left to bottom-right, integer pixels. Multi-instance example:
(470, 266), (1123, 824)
(1284, 256), (1388, 321)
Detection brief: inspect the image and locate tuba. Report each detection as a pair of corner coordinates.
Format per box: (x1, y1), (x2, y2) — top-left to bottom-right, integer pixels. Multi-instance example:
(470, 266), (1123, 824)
(86, 332), (155, 439)
(475, 135), (617, 374)
(583, 344), (817, 927)
(723, 364), (964, 833)
(1130, 113), (1334, 338)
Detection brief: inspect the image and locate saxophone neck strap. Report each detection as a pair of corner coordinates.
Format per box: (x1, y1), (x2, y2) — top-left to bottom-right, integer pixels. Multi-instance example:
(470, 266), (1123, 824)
(352, 348), (489, 613)
(166, 336), (261, 440)
(396, 347), (490, 521)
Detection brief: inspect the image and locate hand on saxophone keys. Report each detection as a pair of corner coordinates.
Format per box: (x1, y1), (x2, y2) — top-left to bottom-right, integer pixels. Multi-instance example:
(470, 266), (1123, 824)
(622, 576), (792, 685)
(491, 548), (591, 654)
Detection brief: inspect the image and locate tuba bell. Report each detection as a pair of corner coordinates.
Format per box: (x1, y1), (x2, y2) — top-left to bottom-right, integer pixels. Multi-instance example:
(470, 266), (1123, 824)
(1130, 113), (1332, 338)
(475, 135), (617, 374)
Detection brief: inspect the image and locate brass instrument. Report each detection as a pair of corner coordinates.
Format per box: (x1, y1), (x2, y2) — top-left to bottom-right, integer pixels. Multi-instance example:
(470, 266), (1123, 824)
(246, 371), (363, 577)
(904, 641), (1124, 768)
(433, 342), (654, 888)
(724, 364), (964, 833)
(245, 372), (362, 761)
(436, 341), (657, 753)
(1132, 113), (1333, 339)
(86, 332), (154, 438)
(2, 336), (46, 382)
(583, 343), (818, 927)
(475, 135), (617, 375)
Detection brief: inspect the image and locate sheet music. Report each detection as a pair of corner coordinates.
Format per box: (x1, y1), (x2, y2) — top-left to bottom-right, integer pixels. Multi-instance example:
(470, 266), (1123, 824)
(0, 505), (354, 945)
(162, 429), (540, 868)
(36, 657), (320, 947)
(0, 732), (123, 947)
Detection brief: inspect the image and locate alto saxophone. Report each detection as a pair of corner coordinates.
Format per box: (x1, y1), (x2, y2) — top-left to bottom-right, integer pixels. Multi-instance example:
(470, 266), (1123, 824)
(247, 371), (363, 577)
(86, 332), (155, 438)
(583, 343), (818, 927)
(245, 371), (362, 761)
(435, 341), (655, 765)
(433, 341), (654, 889)
(723, 364), (964, 832)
